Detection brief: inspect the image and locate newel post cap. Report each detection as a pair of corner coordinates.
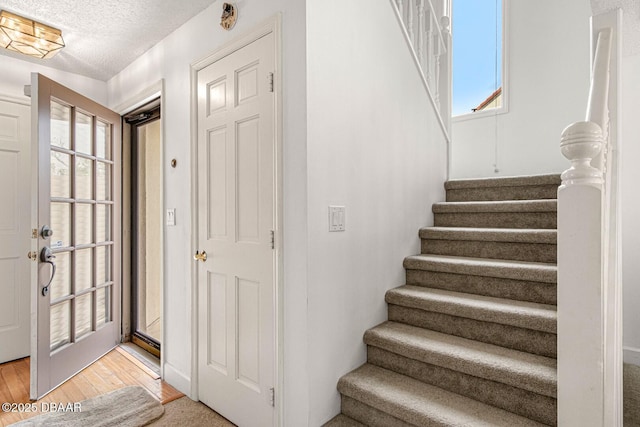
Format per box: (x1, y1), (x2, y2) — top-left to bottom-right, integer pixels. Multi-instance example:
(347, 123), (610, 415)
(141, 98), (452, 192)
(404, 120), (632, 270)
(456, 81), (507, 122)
(560, 121), (604, 186)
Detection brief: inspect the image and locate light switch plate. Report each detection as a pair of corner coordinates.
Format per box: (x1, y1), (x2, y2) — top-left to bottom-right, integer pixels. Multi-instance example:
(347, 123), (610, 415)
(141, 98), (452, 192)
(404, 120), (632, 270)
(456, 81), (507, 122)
(166, 208), (176, 226)
(329, 206), (345, 232)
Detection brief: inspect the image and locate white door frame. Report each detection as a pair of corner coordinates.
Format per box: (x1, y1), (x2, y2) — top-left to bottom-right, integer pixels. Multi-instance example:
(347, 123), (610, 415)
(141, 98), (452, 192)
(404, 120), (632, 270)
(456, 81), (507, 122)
(189, 14), (283, 425)
(113, 80), (166, 376)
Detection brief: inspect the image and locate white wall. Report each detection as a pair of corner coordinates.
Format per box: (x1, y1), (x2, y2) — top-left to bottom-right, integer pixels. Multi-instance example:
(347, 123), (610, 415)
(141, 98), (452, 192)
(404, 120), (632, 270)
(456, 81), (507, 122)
(621, 52), (640, 365)
(450, 0), (591, 178)
(306, 1), (448, 424)
(0, 54), (107, 104)
(106, 2), (310, 425)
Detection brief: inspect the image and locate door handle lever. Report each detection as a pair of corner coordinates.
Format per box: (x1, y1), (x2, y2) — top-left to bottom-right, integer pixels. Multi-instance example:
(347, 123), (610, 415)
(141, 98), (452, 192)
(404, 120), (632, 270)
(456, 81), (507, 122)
(40, 247), (56, 296)
(194, 250), (207, 262)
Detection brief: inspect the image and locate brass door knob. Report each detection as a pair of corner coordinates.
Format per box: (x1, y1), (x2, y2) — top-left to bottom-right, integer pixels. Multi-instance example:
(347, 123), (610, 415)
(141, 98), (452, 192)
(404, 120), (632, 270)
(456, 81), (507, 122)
(194, 250), (207, 262)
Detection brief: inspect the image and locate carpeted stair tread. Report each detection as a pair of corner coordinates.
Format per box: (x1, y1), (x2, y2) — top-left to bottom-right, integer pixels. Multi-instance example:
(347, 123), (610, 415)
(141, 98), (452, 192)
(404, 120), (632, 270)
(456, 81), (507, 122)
(445, 175), (561, 202)
(445, 174), (561, 190)
(404, 254), (557, 284)
(337, 364), (546, 427)
(433, 200), (557, 213)
(420, 227), (557, 244)
(419, 227), (557, 263)
(323, 414), (367, 427)
(386, 285), (557, 334)
(364, 321), (556, 398)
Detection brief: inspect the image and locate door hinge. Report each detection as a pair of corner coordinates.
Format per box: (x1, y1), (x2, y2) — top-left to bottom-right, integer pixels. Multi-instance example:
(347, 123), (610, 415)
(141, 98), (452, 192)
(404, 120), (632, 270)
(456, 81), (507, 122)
(269, 387), (275, 407)
(268, 72), (274, 92)
(270, 230), (275, 250)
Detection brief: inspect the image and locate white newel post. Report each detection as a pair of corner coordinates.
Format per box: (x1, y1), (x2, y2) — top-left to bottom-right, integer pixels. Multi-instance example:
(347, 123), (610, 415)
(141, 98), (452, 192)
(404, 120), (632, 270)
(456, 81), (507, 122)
(558, 10), (622, 426)
(558, 121), (605, 426)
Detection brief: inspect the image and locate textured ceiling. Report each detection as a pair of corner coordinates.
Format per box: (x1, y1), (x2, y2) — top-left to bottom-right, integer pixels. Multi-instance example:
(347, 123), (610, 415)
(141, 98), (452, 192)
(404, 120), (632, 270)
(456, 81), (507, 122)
(591, 0), (640, 56)
(0, 0), (215, 81)
(1, 1), (638, 81)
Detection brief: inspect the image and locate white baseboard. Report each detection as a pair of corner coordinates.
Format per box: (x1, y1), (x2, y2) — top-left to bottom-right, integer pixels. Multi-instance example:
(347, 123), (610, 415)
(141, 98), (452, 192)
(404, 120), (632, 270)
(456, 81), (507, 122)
(623, 346), (640, 366)
(163, 362), (191, 396)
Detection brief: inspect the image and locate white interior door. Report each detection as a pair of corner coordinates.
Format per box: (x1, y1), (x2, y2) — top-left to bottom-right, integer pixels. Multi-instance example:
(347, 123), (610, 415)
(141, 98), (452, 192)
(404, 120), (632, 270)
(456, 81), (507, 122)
(197, 32), (276, 427)
(0, 98), (31, 364)
(31, 73), (122, 399)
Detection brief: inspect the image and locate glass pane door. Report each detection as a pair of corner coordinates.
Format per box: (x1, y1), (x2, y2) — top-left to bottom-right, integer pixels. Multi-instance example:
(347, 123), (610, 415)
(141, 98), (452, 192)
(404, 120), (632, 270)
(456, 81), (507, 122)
(49, 100), (114, 351)
(31, 73), (121, 400)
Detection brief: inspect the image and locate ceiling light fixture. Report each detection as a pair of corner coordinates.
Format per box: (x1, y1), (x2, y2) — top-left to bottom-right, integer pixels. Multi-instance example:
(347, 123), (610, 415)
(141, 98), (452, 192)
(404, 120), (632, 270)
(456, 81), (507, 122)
(0, 10), (64, 59)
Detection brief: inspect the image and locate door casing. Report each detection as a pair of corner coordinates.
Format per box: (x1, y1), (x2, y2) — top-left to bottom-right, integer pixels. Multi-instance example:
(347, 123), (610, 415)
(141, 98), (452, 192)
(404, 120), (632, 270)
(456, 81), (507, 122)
(113, 81), (165, 376)
(189, 15), (283, 425)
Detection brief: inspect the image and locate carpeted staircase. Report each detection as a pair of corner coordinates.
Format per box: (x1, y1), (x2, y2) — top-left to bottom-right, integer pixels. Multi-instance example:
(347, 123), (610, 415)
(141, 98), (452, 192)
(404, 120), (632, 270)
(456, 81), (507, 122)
(325, 174), (561, 427)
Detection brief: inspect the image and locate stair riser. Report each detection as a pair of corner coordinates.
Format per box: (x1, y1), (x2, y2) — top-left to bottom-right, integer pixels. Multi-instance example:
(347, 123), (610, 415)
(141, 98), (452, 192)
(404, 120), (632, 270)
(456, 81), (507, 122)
(341, 396), (415, 427)
(434, 212), (557, 229)
(406, 270), (556, 305)
(446, 185), (559, 202)
(367, 346), (557, 426)
(322, 414), (366, 427)
(421, 239), (557, 263)
(388, 305), (557, 358)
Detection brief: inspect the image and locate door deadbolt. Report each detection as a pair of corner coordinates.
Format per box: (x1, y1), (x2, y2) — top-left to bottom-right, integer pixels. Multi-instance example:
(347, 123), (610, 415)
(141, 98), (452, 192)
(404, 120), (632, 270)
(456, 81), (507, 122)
(40, 225), (53, 239)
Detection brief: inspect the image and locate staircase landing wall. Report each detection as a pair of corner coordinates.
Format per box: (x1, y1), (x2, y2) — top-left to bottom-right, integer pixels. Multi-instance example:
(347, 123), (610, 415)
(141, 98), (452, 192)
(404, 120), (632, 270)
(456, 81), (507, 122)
(306, 1), (448, 424)
(450, 0), (591, 179)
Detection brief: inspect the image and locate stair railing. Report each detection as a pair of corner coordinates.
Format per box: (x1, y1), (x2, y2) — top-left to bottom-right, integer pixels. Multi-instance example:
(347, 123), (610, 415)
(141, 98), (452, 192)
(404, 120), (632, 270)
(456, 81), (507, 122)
(557, 9), (622, 426)
(391, 0), (452, 137)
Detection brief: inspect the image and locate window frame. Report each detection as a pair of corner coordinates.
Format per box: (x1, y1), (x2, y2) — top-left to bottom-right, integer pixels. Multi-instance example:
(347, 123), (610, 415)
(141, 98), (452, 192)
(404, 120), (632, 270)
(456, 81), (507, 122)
(452, 0), (509, 122)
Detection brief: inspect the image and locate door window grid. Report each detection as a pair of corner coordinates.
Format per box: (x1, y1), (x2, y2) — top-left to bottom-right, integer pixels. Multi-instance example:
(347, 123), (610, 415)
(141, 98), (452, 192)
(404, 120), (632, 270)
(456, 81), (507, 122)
(49, 100), (114, 352)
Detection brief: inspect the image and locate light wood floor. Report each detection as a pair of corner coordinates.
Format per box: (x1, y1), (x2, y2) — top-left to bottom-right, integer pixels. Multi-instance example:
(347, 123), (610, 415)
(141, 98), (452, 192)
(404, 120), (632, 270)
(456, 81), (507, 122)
(0, 347), (183, 426)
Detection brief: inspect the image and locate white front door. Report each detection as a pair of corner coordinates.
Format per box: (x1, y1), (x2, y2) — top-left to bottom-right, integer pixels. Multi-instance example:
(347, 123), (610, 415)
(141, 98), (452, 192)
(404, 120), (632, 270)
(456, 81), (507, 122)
(31, 73), (122, 399)
(0, 98), (30, 364)
(196, 32), (277, 427)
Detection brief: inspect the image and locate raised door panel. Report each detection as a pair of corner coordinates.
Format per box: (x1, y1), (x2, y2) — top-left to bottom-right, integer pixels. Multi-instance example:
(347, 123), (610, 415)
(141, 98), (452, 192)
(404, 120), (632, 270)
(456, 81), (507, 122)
(235, 277), (260, 391)
(207, 272), (228, 374)
(207, 127), (228, 240)
(0, 149), (19, 234)
(235, 117), (261, 243)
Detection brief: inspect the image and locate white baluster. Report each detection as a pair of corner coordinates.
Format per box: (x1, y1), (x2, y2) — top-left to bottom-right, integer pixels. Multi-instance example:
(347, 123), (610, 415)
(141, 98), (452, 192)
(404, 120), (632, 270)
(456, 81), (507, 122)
(417, 0), (425, 66)
(407, 0), (415, 46)
(434, 52), (441, 110)
(439, 15), (452, 129)
(395, 0), (404, 21)
(425, 9), (433, 87)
